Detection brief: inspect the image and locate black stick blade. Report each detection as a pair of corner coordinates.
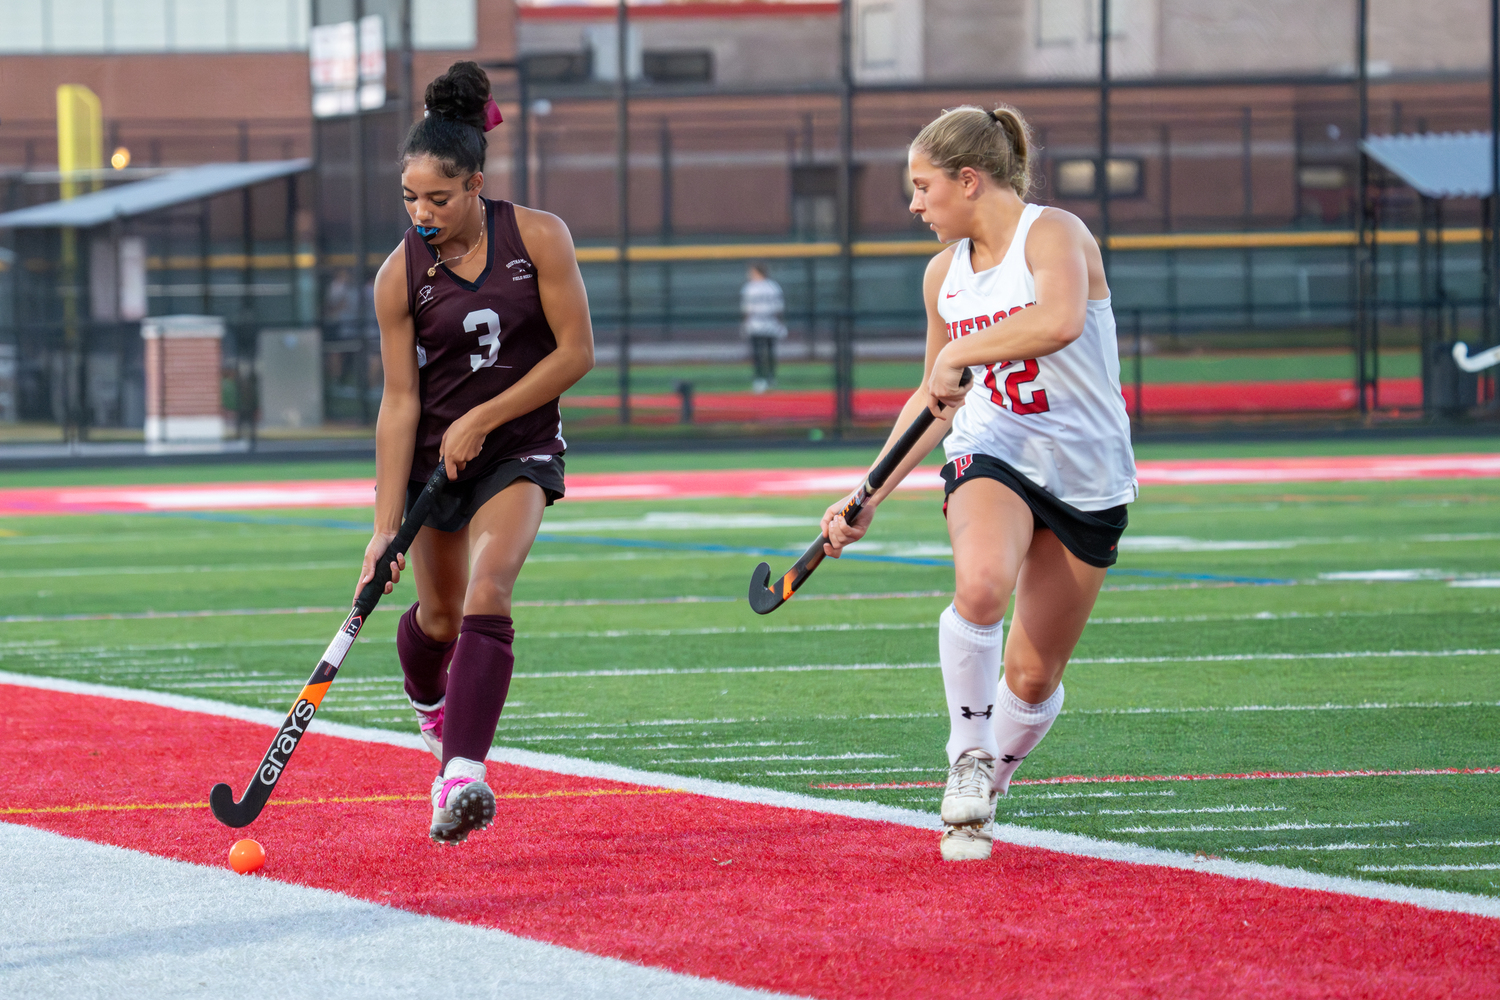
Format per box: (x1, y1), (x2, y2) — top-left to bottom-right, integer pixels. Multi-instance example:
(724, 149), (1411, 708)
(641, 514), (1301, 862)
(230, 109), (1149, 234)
(209, 780), (263, 828)
(747, 561), (785, 615)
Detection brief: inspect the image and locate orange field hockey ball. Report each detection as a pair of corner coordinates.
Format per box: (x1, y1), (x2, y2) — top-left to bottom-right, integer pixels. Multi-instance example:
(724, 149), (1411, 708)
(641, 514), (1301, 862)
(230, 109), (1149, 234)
(228, 838), (266, 874)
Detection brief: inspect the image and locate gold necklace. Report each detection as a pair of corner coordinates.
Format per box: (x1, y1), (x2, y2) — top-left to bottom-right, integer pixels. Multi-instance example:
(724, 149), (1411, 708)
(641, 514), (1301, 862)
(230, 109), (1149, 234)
(427, 210), (485, 278)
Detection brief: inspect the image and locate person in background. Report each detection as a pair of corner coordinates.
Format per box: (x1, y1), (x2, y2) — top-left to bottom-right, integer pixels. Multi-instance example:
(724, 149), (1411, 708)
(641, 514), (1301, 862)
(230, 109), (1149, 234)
(741, 262), (787, 393)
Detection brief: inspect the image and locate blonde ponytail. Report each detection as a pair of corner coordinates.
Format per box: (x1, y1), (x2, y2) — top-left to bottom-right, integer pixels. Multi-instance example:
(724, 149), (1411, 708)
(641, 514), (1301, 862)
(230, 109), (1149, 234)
(911, 104), (1034, 198)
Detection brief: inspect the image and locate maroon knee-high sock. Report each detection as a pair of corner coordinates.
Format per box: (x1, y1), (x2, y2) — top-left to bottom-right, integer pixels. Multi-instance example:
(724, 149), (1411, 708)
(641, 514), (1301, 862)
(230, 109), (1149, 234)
(440, 614), (515, 770)
(396, 603), (454, 706)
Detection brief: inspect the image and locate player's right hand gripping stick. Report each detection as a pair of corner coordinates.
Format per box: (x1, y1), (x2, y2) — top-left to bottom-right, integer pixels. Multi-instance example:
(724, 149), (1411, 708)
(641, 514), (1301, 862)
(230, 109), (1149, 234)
(747, 368), (972, 614)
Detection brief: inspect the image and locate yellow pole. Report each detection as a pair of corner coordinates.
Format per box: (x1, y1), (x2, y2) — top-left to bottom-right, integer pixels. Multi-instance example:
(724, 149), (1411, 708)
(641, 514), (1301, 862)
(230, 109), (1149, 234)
(56, 84), (102, 444)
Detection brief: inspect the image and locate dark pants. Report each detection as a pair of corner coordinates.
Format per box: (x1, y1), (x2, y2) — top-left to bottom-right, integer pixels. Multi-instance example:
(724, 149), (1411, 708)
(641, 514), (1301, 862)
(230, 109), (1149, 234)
(750, 336), (778, 382)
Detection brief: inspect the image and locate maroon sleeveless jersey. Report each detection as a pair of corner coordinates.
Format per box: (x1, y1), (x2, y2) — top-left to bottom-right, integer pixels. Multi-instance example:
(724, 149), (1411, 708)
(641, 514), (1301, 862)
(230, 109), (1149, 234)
(402, 197), (565, 482)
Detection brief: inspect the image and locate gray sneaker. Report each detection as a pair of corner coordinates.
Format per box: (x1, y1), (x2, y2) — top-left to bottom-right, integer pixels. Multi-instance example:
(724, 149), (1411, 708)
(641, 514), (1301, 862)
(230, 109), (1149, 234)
(940, 751), (997, 826)
(429, 758), (496, 845)
(411, 697), (444, 761)
(941, 819), (995, 861)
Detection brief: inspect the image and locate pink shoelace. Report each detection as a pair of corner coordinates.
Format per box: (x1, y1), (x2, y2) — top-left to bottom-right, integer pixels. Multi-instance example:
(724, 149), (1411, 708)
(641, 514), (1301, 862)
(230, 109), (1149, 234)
(438, 777), (470, 808)
(418, 705), (444, 741)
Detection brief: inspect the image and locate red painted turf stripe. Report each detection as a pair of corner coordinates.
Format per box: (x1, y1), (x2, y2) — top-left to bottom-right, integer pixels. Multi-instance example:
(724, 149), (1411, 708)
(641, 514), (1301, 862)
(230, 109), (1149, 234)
(816, 765), (1500, 790)
(3, 683), (1498, 999)
(3, 453), (1499, 515)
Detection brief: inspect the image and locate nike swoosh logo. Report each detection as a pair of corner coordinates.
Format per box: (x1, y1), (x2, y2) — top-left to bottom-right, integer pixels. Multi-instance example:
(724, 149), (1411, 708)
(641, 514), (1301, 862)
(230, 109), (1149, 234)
(945, 291), (960, 298)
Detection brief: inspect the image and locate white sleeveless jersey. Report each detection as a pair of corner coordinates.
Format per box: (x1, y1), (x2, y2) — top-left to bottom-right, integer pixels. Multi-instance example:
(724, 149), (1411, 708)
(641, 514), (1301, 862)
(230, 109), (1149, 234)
(939, 203), (1138, 510)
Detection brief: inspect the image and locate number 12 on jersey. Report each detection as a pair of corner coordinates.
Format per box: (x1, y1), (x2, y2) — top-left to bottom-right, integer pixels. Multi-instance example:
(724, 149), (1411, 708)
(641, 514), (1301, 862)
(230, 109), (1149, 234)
(983, 359), (1050, 414)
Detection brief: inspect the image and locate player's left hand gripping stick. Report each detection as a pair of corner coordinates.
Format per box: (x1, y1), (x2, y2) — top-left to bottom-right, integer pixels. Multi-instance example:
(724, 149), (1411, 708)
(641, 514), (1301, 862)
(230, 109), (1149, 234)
(209, 463), (449, 828)
(747, 367), (971, 615)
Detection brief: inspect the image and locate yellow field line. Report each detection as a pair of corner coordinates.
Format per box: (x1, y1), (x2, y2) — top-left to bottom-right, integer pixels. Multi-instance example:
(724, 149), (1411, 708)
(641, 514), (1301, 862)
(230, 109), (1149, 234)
(0, 787), (682, 816)
(128, 227), (1484, 274)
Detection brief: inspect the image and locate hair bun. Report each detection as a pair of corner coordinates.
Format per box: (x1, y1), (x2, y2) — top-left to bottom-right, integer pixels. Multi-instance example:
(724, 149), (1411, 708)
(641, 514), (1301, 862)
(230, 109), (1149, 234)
(423, 61), (491, 131)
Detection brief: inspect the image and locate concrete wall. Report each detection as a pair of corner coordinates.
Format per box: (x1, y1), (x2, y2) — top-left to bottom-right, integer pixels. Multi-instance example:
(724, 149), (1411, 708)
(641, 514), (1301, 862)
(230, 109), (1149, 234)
(1159, 0), (1487, 78)
(518, 10), (839, 87)
(922, 0), (1030, 80)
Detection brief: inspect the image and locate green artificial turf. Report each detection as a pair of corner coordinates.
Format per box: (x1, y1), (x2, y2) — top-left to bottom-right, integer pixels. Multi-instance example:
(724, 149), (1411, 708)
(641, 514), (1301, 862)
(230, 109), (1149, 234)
(567, 351), (1424, 400)
(1, 470), (1498, 899)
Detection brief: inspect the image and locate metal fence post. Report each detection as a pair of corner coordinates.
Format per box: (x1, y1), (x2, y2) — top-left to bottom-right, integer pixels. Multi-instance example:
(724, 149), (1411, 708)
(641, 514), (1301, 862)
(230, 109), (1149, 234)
(616, 0), (632, 426)
(834, 0), (855, 437)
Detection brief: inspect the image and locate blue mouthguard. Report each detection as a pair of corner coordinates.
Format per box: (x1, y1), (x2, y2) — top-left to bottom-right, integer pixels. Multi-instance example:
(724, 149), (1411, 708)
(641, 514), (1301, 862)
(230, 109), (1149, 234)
(416, 225), (440, 238)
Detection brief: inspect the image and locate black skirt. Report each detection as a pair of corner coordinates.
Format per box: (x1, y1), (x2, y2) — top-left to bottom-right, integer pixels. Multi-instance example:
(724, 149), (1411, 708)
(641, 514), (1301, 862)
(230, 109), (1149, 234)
(404, 454), (565, 533)
(940, 453), (1127, 568)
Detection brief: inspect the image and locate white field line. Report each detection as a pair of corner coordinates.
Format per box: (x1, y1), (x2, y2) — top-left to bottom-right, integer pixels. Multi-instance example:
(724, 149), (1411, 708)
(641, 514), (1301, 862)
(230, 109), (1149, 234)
(25, 600), (1494, 629)
(495, 731), (669, 743)
(503, 652), (1500, 680)
(647, 753), (898, 764)
(1071, 699), (1500, 716)
(0, 825), (786, 1000)
(1072, 649), (1500, 665)
(0, 561), (350, 579)
(518, 622), (935, 639)
(1113, 820), (1412, 834)
(1229, 840), (1500, 853)
(0, 591), (959, 625)
(513, 662), (938, 679)
(1003, 790), (1179, 801)
(0, 605), (347, 624)
(0, 531), (229, 546)
(1360, 864), (1500, 872)
(1096, 805), (1286, 816)
(633, 741), (811, 751)
(1012, 804), (1284, 819)
(754, 767), (941, 776)
(2, 670), (1497, 921)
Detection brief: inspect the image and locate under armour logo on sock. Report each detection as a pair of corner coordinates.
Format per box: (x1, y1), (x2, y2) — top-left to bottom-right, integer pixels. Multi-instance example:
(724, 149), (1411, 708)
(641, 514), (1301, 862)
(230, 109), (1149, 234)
(960, 705), (994, 719)
(1000, 753), (1027, 763)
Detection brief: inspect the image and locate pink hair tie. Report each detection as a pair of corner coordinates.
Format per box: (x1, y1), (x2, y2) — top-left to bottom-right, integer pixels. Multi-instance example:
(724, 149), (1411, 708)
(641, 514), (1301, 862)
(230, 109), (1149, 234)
(483, 96), (503, 131)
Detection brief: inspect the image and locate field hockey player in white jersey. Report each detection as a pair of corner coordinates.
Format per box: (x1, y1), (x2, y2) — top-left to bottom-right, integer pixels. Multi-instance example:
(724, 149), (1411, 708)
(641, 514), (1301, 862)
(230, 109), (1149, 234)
(820, 105), (1138, 861)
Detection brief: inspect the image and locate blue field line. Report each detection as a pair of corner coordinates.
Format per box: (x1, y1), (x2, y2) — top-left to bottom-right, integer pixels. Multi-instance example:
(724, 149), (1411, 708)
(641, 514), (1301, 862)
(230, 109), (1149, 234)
(155, 510), (1294, 586)
(1104, 567), (1295, 586)
(156, 511), (375, 532)
(535, 532), (962, 567)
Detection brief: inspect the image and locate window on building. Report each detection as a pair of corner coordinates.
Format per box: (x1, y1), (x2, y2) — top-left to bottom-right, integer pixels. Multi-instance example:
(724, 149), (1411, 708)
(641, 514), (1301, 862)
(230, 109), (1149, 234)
(523, 52), (593, 84)
(1038, 0), (1126, 46)
(0, 0), (472, 53)
(1087, 0), (1128, 40)
(1298, 165), (1348, 190)
(792, 165), (838, 240)
(1053, 157), (1142, 198)
(643, 50), (713, 84)
(411, 0), (476, 50)
(1037, 0), (1083, 46)
(859, 2), (897, 70)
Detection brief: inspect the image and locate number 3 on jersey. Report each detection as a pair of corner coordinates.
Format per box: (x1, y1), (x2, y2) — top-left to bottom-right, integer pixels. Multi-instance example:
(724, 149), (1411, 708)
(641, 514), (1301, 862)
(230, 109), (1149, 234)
(984, 359), (1051, 415)
(466, 308), (503, 372)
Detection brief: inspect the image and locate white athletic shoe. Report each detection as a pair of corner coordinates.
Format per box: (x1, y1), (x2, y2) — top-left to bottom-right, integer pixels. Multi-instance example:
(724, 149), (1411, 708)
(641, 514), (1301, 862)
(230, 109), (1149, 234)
(411, 697), (444, 761)
(941, 751), (997, 826)
(429, 757), (496, 845)
(940, 819), (995, 862)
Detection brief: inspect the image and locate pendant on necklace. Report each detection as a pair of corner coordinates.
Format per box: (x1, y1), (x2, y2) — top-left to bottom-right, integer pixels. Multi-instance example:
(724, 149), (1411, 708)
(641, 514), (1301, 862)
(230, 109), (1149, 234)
(427, 265), (438, 277)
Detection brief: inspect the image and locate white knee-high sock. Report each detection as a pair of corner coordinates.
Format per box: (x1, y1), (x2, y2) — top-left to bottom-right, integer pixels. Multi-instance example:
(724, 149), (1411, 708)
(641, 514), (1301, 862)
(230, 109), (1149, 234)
(992, 681), (1064, 795)
(939, 604), (1004, 765)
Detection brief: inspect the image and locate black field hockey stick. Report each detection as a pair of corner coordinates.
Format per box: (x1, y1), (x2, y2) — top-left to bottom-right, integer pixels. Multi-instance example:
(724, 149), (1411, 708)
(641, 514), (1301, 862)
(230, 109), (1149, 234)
(209, 463), (448, 828)
(747, 367), (972, 614)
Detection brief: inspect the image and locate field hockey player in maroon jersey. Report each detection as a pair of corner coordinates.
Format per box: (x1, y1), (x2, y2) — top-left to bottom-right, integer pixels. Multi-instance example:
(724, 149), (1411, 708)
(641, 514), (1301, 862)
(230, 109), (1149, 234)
(353, 62), (595, 845)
